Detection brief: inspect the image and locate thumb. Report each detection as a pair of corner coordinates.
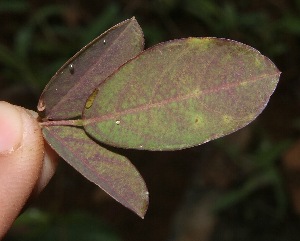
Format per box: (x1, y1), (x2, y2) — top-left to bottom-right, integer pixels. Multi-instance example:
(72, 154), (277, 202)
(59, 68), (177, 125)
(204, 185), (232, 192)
(0, 101), (44, 238)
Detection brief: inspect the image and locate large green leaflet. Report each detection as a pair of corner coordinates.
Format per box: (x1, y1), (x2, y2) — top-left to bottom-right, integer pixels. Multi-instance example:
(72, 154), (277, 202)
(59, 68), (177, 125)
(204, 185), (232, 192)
(83, 38), (280, 150)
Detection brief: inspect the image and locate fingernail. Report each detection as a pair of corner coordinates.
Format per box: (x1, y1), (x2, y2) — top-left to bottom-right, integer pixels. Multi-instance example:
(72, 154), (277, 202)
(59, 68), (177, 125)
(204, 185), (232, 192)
(0, 102), (23, 155)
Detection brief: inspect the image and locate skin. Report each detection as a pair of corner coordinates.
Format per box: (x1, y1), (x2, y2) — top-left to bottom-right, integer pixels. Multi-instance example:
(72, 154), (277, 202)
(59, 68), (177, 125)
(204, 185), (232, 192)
(0, 101), (58, 239)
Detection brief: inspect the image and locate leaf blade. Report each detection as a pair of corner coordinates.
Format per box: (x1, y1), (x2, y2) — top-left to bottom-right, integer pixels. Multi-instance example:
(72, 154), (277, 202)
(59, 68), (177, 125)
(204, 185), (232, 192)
(43, 126), (149, 218)
(83, 37), (280, 150)
(38, 17), (144, 120)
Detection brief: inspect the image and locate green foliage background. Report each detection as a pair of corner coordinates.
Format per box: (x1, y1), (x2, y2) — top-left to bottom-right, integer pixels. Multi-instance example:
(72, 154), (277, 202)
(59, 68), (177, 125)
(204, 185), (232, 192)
(1, 0), (300, 241)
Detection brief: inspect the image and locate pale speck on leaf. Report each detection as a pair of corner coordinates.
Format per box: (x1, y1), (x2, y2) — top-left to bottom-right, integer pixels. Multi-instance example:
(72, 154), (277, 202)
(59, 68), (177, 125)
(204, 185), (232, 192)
(69, 64), (75, 74)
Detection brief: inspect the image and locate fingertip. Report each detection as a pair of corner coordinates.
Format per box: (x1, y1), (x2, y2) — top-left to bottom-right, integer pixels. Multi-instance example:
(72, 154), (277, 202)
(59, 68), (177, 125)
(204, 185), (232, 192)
(0, 101), (23, 155)
(34, 141), (59, 194)
(0, 102), (44, 238)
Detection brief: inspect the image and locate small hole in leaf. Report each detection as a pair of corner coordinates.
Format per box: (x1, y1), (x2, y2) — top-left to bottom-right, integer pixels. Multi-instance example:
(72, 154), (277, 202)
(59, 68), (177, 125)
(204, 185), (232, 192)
(103, 39), (106, 45)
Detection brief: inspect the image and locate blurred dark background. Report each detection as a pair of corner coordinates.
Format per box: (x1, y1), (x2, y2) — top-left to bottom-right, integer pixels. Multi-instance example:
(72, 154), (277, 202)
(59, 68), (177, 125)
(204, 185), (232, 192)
(1, 0), (300, 240)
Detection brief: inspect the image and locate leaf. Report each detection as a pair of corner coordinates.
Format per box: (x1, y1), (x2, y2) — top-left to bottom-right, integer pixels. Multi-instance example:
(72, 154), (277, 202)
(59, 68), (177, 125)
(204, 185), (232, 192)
(42, 125), (148, 218)
(37, 17), (144, 120)
(83, 37), (280, 150)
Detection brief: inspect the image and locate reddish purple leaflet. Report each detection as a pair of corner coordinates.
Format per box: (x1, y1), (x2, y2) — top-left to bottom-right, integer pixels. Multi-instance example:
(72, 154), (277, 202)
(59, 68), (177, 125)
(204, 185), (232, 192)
(38, 17), (144, 120)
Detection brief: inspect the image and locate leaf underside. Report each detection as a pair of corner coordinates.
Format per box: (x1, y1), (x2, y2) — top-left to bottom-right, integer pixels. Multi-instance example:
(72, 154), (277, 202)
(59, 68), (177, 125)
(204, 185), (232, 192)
(38, 17), (144, 120)
(83, 37), (280, 151)
(43, 126), (148, 218)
